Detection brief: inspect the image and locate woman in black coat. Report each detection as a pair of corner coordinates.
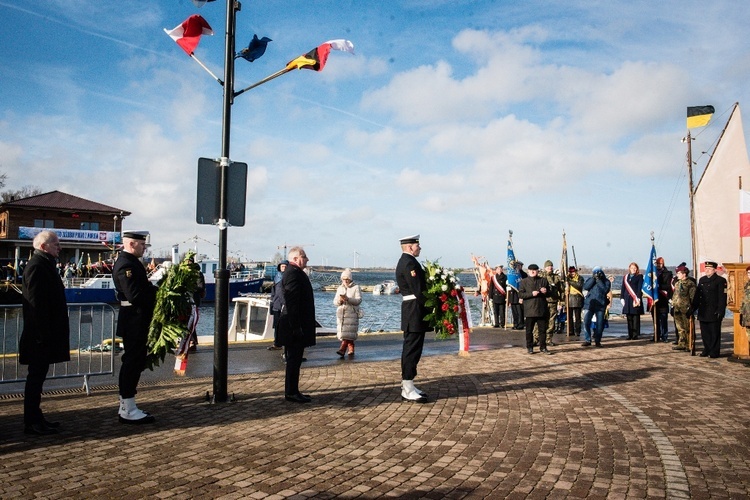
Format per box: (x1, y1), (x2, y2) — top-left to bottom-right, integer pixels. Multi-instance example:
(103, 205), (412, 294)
(621, 262), (644, 340)
(19, 230), (69, 434)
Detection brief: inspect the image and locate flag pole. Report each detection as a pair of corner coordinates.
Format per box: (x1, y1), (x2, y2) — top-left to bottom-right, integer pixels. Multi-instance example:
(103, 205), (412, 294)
(190, 53), (224, 85)
(650, 231), (658, 343)
(234, 66), (294, 97)
(740, 176), (744, 263)
(687, 130), (697, 275)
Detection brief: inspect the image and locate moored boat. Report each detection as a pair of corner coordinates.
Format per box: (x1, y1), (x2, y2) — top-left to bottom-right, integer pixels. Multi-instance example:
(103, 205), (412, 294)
(372, 280), (399, 295)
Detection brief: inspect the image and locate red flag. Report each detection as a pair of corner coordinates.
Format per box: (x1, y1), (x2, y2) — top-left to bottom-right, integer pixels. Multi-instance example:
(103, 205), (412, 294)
(286, 39), (354, 71)
(164, 15), (214, 56)
(740, 190), (750, 237)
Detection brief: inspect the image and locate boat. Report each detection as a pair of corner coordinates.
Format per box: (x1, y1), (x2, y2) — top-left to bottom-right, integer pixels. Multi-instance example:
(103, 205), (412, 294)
(372, 280), (399, 295)
(63, 258), (264, 304)
(228, 294), (336, 341)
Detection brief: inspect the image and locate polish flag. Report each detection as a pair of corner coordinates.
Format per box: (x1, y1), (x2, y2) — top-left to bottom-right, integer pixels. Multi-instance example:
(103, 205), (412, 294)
(740, 190), (750, 237)
(164, 15), (213, 56)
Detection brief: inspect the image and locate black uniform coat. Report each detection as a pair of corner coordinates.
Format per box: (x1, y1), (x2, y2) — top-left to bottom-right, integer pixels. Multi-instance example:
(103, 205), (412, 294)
(113, 251), (157, 341)
(489, 273), (507, 305)
(396, 253), (430, 332)
(19, 250), (70, 365)
(518, 275), (549, 318)
(692, 273), (727, 322)
(655, 268), (674, 311)
(277, 263), (316, 347)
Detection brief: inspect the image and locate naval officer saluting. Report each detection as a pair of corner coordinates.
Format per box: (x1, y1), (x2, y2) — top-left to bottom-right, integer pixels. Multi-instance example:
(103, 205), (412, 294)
(396, 234), (431, 403)
(113, 230), (157, 424)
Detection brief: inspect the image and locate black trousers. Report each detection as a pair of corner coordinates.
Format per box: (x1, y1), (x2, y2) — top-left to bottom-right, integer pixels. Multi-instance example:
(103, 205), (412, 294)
(401, 331), (426, 380)
(285, 343), (305, 395)
(569, 307), (582, 335)
(511, 304), (525, 328)
(492, 302), (506, 327)
(526, 317), (548, 349)
(119, 330), (148, 398)
(626, 314), (641, 339)
(24, 362), (50, 425)
(699, 320), (722, 357)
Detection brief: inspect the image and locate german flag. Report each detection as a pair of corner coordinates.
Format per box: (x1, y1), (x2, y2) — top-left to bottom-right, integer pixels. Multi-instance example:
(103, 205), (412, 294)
(286, 40), (354, 72)
(687, 105), (715, 129)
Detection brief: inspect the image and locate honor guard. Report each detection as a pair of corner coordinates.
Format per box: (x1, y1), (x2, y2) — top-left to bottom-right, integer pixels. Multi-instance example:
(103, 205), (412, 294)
(396, 234), (430, 402)
(113, 230), (157, 424)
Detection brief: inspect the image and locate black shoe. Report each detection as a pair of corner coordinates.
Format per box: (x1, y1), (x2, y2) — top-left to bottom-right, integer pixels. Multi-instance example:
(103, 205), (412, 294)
(540, 349), (552, 355)
(582, 341), (591, 347)
(709, 355), (719, 359)
(267, 345), (283, 351)
(527, 348), (534, 354)
(547, 341), (556, 347)
(493, 325), (500, 328)
(24, 422), (59, 435)
(285, 393), (311, 403)
(336, 350), (345, 358)
(699, 352), (709, 357)
(42, 418), (61, 429)
(595, 342), (602, 348)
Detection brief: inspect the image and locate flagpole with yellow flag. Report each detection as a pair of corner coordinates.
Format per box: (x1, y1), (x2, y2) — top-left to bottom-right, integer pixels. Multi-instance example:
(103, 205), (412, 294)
(686, 104), (714, 274)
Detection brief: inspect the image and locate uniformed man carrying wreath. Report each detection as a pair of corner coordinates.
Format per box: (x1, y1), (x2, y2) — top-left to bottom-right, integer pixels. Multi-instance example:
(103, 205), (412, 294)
(113, 230), (157, 424)
(396, 234), (430, 403)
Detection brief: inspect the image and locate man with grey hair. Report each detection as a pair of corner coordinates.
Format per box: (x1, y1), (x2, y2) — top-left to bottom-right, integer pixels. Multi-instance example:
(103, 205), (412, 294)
(19, 230), (70, 435)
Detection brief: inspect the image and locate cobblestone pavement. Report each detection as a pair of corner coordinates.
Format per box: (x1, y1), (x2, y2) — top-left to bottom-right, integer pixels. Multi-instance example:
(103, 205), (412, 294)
(1, 320), (749, 499)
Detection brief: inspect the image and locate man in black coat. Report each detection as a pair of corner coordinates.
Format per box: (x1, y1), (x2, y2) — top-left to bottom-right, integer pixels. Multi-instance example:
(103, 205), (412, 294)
(692, 261), (727, 358)
(19, 230), (70, 435)
(396, 234), (431, 402)
(113, 230), (157, 424)
(488, 266), (507, 328)
(277, 247), (316, 402)
(518, 264), (551, 355)
(654, 257), (674, 342)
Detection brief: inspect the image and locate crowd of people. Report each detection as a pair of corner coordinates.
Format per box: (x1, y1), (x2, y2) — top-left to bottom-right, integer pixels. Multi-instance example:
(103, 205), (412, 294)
(16, 229), (735, 435)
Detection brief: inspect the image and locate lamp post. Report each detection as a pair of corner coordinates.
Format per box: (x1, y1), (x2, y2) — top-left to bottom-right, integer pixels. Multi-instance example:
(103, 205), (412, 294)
(113, 214), (119, 260)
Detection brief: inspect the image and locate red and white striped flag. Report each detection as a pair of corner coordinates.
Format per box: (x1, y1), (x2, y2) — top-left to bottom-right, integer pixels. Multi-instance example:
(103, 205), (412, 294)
(164, 15), (213, 56)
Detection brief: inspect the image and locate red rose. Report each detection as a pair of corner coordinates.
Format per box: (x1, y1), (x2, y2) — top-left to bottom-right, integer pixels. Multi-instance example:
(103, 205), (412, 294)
(441, 303), (449, 311)
(450, 289), (458, 297)
(453, 305), (459, 312)
(440, 293), (448, 302)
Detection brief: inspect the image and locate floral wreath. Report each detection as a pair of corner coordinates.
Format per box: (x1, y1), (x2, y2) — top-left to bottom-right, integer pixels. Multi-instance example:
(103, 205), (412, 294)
(423, 260), (468, 339)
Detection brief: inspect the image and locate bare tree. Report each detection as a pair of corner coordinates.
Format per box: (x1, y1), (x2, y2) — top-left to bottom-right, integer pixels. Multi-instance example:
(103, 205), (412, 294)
(0, 185), (43, 203)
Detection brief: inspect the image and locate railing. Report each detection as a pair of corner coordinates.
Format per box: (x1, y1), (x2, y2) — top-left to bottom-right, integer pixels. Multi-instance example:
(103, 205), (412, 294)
(0, 303), (118, 395)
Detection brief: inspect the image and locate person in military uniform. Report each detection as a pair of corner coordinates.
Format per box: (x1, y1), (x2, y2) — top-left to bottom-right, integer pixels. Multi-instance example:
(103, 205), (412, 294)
(113, 230), (157, 424)
(535, 260), (562, 346)
(692, 261), (727, 358)
(671, 265), (696, 351)
(396, 234), (430, 402)
(566, 266), (584, 336)
(19, 230), (70, 435)
(518, 264), (552, 354)
(488, 266), (507, 328)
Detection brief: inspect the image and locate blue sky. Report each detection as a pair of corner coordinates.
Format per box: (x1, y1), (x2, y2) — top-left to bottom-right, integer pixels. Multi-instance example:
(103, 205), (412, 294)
(1, 1), (749, 270)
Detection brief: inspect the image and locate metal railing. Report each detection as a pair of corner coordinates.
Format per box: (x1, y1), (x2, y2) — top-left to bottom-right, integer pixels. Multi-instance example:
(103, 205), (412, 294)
(0, 303), (117, 395)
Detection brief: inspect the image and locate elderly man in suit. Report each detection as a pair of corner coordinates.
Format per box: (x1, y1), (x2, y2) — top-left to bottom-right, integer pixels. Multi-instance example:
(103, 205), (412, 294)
(19, 230), (70, 435)
(277, 247), (316, 402)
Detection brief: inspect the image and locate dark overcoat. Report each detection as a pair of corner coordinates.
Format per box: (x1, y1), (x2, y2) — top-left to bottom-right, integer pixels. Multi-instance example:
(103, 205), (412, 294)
(621, 273), (644, 315)
(489, 273), (507, 305)
(518, 275), (549, 318)
(566, 274), (584, 309)
(19, 250), (70, 365)
(396, 253), (431, 332)
(655, 268), (674, 311)
(692, 273), (727, 322)
(277, 264), (317, 347)
(113, 251), (157, 341)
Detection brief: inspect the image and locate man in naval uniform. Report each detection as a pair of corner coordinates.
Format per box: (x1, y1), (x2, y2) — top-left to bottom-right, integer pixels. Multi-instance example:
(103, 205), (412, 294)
(396, 234), (431, 403)
(113, 230), (157, 424)
(692, 261), (727, 358)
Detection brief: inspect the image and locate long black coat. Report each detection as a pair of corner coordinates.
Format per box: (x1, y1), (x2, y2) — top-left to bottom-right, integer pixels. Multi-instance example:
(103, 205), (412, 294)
(19, 250), (70, 365)
(621, 273), (644, 315)
(113, 251), (157, 341)
(396, 253), (430, 333)
(692, 273), (727, 322)
(277, 264), (316, 347)
(518, 275), (549, 318)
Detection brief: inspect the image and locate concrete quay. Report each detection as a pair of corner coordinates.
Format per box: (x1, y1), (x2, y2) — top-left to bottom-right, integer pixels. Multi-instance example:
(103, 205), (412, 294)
(1, 319), (749, 499)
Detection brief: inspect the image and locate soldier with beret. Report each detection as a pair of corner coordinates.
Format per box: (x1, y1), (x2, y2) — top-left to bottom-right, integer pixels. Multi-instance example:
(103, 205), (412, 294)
(113, 230), (157, 424)
(692, 261), (727, 358)
(396, 234), (430, 402)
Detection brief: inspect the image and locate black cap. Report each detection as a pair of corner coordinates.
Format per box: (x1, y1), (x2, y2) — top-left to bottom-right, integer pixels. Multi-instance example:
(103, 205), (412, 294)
(527, 264), (539, 270)
(704, 261), (718, 269)
(123, 230), (149, 242)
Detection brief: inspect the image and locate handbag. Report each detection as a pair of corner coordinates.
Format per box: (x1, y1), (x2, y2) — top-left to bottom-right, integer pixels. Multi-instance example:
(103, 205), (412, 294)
(356, 306), (364, 319)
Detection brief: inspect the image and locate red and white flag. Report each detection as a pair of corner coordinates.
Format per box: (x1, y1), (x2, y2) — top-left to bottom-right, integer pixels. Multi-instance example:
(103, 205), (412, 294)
(164, 15), (213, 56)
(740, 190), (750, 237)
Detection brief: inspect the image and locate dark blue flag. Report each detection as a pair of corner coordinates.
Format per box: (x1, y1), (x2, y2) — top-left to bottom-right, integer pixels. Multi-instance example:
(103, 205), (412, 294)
(237, 35), (272, 62)
(642, 243), (659, 311)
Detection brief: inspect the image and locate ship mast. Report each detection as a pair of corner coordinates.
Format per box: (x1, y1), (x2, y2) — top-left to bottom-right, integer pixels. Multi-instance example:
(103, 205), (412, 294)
(687, 130), (697, 274)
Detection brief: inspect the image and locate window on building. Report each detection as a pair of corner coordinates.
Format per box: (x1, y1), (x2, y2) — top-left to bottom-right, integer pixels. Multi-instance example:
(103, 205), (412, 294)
(33, 219), (54, 228)
(80, 222), (100, 231)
